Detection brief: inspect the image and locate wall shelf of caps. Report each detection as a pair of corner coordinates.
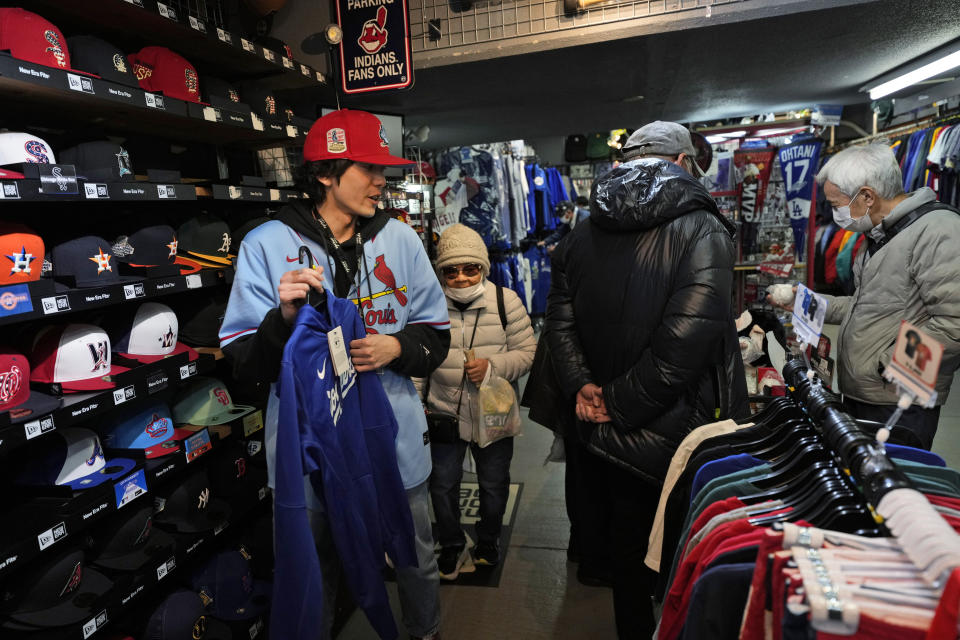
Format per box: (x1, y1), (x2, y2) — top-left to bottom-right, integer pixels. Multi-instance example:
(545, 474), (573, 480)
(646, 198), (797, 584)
(26, 0), (327, 90)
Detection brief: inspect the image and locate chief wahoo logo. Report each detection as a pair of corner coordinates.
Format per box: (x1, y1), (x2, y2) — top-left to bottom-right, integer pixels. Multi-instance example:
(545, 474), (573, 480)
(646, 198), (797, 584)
(358, 6), (388, 54)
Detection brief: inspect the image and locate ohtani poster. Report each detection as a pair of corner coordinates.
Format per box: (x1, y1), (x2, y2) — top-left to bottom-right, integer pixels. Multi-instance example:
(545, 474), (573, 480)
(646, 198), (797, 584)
(337, 0), (413, 94)
(734, 148), (775, 257)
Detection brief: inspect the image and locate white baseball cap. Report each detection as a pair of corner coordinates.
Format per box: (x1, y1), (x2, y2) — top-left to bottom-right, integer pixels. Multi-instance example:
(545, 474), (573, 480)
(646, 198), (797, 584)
(30, 324), (130, 393)
(112, 302), (199, 364)
(0, 131), (56, 166)
(16, 427), (136, 489)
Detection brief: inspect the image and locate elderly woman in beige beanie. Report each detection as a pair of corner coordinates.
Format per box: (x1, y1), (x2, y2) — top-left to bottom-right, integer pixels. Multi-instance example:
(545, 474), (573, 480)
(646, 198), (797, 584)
(419, 223), (536, 580)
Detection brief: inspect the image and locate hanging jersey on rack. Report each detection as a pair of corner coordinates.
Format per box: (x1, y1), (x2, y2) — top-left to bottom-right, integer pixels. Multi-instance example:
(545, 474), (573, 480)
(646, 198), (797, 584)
(438, 147), (507, 248)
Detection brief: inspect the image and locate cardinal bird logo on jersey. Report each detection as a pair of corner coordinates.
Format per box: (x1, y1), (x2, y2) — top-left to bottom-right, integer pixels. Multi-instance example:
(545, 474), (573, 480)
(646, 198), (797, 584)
(357, 6), (389, 55)
(373, 254), (407, 307)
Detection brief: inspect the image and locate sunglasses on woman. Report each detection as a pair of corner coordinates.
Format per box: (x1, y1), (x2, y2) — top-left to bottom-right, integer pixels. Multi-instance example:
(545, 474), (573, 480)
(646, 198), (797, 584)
(441, 264), (482, 279)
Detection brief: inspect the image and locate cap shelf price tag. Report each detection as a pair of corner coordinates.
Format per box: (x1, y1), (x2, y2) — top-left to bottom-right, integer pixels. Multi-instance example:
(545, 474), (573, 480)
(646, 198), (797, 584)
(185, 428), (213, 462)
(883, 321), (944, 407)
(269, 189), (280, 201)
(84, 183), (109, 199)
(113, 385), (136, 406)
(24, 414), (55, 440)
(156, 556), (176, 581)
(242, 410), (264, 436)
(67, 73), (95, 95)
(37, 521), (67, 551)
(241, 38), (256, 53)
(82, 611), (108, 640)
(114, 468), (147, 509)
(144, 92), (165, 110)
(157, 185), (177, 199)
(217, 28), (233, 44)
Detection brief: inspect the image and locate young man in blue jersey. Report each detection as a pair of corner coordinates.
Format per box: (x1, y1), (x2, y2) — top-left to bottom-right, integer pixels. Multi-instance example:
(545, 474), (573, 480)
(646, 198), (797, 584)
(220, 109), (450, 640)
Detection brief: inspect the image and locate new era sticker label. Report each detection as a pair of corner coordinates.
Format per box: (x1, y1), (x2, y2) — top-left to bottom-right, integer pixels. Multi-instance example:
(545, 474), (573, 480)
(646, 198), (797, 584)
(113, 385), (136, 406)
(156, 556), (176, 581)
(157, 185), (176, 199)
(144, 93), (165, 110)
(189, 15), (206, 32)
(82, 610), (108, 639)
(179, 361), (198, 380)
(217, 28), (233, 44)
(124, 0), (145, 6)
(0, 182), (20, 199)
(301, 64), (311, 76)
(67, 73), (95, 95)
(156, 2), (176, 20)
(24, 414), (55, 440)
(263, 49), (277, 62)
(241, 38), (256, 53)
(84, 183), (110, 199)
(185, 274), (202, 289)
(283, 57), (294, 69)
(123, 283), (146, 300)
(38, 521), (67, 550)
(41, 294), (71, 314)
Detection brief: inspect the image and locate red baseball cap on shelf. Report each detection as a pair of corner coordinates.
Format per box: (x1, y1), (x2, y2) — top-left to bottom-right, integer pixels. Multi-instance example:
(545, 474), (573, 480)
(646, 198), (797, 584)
(127, 46), (201, 103)
(303, 109), (413, 166)
(30, 324), (130, 393)
(0, 8), (73, 71)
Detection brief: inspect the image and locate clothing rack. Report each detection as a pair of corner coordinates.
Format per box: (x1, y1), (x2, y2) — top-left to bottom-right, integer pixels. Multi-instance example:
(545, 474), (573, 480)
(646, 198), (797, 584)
(827, 109), (960, 153)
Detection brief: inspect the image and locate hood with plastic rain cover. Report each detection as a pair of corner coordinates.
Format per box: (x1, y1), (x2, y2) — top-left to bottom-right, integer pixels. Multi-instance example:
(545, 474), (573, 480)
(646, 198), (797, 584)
(590, 158), (736, 236)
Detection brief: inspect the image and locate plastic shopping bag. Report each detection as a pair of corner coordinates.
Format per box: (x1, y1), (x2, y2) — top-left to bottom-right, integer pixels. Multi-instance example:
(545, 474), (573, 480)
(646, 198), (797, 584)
(474, 375), (522, 448)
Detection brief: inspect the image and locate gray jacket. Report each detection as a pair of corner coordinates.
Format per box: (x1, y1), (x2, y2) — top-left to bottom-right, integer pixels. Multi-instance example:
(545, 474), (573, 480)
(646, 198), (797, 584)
(823, 188), (960, 405)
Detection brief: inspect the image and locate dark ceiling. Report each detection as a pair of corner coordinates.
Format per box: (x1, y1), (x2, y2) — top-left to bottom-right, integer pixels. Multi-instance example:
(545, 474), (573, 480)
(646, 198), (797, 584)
(293, 0), (960, 149)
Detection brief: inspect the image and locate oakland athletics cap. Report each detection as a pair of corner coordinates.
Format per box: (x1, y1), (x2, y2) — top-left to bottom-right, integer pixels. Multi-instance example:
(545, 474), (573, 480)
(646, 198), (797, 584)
(128, 46), (202, 103)
(59, 141), (134, 182)
(112, 224), (178, 268)
(191, 550), (270, 621)
(303, 109), (413, 165)
(51, 235), (143, 288)
(0, 8), (73, 71)
(0, 348), (60, 423)
(67, 35), (138, 87)
(178, 214), (234, 267)
(0, 131), (56, 166)
(14, 427), (136, 490)
(101, 401), (184, 459)
(172, 377), (255, 426)
(112, 302), (199, 364)
(153, 469), (231, 533)
(30, 323), (130, 392)
(91, 504), (175, 571)
(0, 223), (44, 285)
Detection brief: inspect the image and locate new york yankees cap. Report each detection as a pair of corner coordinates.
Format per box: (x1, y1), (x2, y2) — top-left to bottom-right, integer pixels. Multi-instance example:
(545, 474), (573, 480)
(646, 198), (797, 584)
(191, 550), (270, 621)
(112, 224), (178, 268)
(0, 131), (56, 166)
(91, 505), (175, 572)
(0, 348), (60, 423)
(14, 427), (136, 490)
(172, 377), (255, 426)
(153, 469), (231, 533)
(0, 547), (113, 627)
(51, 235), (143, 289)
(112, 302), (199, 364)
(143, 589), (232, 640)
(303, 109), (413, 165)
(101, 401), (187, 459)
(128, 46), (202, 104)
(177, 214), (234, 266)
(0, 8), (75, 72)
(30, 323), (130, 392)
(59, 141), (135, 182)
(238, 80), (277, 117)
(0, 223), (44, 285)
(66, 35), (138, 87)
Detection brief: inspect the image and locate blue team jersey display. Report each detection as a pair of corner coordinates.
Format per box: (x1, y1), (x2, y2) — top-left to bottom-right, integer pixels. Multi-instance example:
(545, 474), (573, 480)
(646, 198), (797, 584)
(272, 299), (418, 640)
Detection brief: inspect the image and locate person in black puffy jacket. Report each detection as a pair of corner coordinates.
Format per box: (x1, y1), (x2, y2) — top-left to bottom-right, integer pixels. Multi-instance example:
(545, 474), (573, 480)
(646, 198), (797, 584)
(544, 121), (748, 638)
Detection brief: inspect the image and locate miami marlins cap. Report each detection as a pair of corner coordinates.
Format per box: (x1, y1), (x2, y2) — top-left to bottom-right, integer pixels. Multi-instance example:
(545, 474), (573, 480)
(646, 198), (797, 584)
(303, 109), (413, 165)
(173, 377), (256, 426)
(143, 590), (232, 640)
(112, 302), (199, 364)
(0, 348), (60, 423)
(112, 225), (178, 268)
(0, 223), (44, 285)
(101, 401), (185, 459)
(30, 323), (130, 392)
(191, 550), (270, 621)
(91, 505), (175, 572)
(239, 80), (277, 117)
(178, 214), (234, 267)
(0, 131), (56, 166)
(66, 35), (138, 87)
(59, 141), (134, 182)
(0, 8), (73, 71)
(51, 235), (142, 288)
(0, 548), (113, 627)
(153, 470), (231, 533)
(128, 46), (202, 103)
(14, 427), (136, 489)
(203, 75), (242, 110)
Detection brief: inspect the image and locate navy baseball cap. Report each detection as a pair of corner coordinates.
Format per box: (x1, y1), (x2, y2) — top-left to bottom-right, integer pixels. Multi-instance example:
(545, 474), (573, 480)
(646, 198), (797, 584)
(111, 302), (199, 364)
(154, 470), (231, 533)
(59, 141), (134, 182)
(112, 225), (178, 268)
(101, 402), (184, 459)
(192, 550), (270, 621)
(0, 347), (61, 423)
(0, 548), (113, 627)
(51, 235), (142, 288)
(91, 505), (175, 572)
(144, 590), (232, 640)
(14, 428), (136, 490)
(67, 35), (138, 87)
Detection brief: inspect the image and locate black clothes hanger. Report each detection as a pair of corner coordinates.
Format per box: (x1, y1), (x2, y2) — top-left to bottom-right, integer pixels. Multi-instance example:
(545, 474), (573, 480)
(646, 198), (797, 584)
(298, 245), (326, 308)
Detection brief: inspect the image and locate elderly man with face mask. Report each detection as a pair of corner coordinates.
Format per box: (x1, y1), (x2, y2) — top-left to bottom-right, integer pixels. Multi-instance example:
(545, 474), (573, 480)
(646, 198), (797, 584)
(811, 143), (960, 449)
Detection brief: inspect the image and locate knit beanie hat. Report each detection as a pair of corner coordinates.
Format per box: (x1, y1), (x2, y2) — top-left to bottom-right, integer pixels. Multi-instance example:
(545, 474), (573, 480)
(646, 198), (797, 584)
(435, 224), (490, 276)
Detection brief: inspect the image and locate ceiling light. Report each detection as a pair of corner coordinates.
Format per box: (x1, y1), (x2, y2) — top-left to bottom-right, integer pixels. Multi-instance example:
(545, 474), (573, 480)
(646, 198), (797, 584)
(325, 23), (343, 45)
(868, 48), (960, 99)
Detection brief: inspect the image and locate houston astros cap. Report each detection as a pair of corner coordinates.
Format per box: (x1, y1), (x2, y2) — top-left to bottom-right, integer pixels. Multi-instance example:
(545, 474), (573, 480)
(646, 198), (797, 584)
(112, 225), (178, 268)
(178, 215), (234, 266)
(203, 75), (242, 110)
(0, 131), (56, 166)
(128, 46), (202, 103)
(143, 590), (232, 640)
(15, 427), (137, 490)
(101, 401), (185, 459)
(30, 323), (130, 392)
(66, 35), (138, 87)
(51, 235), (143, 288)
(0, 223), (44, 285)
(91, 505), (175, 572)
(154, 470), (231, 533)
(59, 141), (134, 182)
(112, 302), (199, 364)
(303, 109), (413, 165)
(239, 80), (277, 117)
(0, 548), (113, 627)
(622, 121), (707, 176)
(0, 8), (73, 71)
(172, 377), (256, 426)
(192, 550), (270, 621)
(0, 348), (60, 423)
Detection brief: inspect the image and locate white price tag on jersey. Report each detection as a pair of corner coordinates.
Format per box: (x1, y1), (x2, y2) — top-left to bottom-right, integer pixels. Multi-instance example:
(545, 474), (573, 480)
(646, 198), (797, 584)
(241, 38), (256, 53)
(791, 283), (828, 346)
(217, 28), (233, 44)
(326, 326), (351, 377)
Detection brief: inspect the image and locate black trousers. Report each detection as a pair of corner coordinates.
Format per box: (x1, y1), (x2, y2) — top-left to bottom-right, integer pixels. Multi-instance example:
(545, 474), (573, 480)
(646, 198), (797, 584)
(844, 398), (942, 450)
(564, 436), (612, 573)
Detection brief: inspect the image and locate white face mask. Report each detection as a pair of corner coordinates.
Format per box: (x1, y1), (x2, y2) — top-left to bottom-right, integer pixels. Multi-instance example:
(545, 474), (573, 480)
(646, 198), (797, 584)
(445, 280), (485, 303)
(832, 189), (876, 232)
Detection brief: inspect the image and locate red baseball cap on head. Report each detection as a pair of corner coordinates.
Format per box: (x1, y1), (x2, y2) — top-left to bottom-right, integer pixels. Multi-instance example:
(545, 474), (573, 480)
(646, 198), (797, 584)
(127, 46), (201, 103)
(0, 8), (72, 70)
(303, 109), (413, 165)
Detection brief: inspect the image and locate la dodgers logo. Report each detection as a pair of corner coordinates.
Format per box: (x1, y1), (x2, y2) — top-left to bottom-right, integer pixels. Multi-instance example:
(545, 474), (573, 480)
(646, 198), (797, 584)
(6, 246), (36, 275)
(0, 364), (22, 403)
(145, 413), (168, 438)
(24, 140), (49, 163)
(44, 30), (67, 67)
(326, 128), (347, 154)
(89, 247), (113, 274)
(87, 341), (109, 372)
